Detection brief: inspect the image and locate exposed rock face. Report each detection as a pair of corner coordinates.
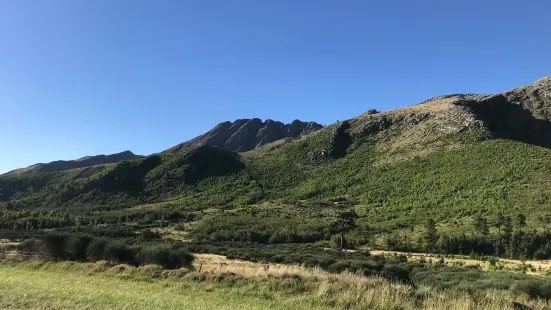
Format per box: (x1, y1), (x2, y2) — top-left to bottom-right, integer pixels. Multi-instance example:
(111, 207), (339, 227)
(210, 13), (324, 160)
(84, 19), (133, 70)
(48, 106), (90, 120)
(351, 76), (551, 146)
(164, 119), (323, 153)
(462, 77), (551, 147)
(4, 151), (139, 175)
(305, 76), (551, 166)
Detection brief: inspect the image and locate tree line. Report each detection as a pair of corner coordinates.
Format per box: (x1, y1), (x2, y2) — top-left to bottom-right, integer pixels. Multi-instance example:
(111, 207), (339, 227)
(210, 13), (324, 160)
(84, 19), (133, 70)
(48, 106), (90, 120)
(401, 213), (551, 259)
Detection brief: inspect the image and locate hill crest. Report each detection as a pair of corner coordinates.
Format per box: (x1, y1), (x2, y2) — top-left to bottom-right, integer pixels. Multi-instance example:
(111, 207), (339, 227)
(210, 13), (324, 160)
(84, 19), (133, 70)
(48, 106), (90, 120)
(3, 150), (140, 175)
(164, 118), (323, 153)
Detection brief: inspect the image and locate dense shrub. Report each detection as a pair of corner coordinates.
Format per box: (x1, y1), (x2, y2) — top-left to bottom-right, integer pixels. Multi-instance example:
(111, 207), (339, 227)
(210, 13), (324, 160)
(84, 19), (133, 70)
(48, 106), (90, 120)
(380, 264), (411, 283)
(19, 233), (193, 269)
(194, 214), (328, 244)
(86, 238), (108, 261)
(137, 245), (193, 269)
(268, 231), (287, 244)
(42, 233), (68, 260)
(104, 242), (136, 265)
(512, 280), (551, 300)
(327, 261), (351, 273)
(138, 230), (160, 241)
(18, 239), (44, 253)
(66, 235), (93, 261)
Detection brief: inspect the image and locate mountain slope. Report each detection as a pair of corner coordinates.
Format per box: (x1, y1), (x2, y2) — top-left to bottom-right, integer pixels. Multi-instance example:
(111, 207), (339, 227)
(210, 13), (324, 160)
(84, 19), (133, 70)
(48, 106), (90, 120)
(3, 151), (140, 176)
(164, 118), (323, 153)
(1, 77), (551, 229)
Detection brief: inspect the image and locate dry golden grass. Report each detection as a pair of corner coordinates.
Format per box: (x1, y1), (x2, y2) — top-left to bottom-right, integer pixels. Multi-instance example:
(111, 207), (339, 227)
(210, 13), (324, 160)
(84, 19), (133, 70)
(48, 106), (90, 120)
(0, 239), (19, 248)
(349, 96), (485, 166)
(370, 250), (551, 275)
(194, 253), (328, 279)
(0, 254), (549, 310)
(357, 96), (461, 121)
(193, 254), (550, 310)
(0, 252), (549, 309)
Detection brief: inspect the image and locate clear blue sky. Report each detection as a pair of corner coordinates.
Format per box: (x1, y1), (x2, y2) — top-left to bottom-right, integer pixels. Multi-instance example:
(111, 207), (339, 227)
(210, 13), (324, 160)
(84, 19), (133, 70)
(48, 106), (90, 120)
(1, 0), (550, 173)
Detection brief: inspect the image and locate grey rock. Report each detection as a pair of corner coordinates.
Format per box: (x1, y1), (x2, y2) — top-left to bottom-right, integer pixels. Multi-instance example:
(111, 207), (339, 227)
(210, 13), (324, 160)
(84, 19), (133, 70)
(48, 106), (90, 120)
(164, 119), (323, 153)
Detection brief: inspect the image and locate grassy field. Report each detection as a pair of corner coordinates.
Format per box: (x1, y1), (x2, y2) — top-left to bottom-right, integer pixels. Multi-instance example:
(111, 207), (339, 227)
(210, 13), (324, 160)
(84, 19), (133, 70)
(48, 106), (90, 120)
(0, 261), (327, 310)
(1, 256), (551, 310)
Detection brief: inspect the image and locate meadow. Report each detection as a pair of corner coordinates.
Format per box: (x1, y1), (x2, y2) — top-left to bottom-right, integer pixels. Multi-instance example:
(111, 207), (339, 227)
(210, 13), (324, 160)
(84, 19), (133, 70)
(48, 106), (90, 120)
(1, 254), (551, 310)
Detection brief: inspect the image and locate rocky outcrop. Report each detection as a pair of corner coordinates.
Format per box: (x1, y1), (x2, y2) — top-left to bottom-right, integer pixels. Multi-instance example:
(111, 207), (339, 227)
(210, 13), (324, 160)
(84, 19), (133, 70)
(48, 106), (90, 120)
(4, 151), (140, 175)
(459, 77), (551, 147)
(164, 119), (323, 153)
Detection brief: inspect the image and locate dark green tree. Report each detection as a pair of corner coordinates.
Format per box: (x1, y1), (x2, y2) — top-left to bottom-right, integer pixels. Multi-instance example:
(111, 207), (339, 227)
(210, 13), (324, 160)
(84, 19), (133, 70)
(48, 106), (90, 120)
(331, 209), (358, 251)
(502, 216), (513, 256)
(474, 215), (489, 236)
(495, 212), (506, 256)
(516, 213), (527, 255)
(424, 219), (438, 252)
(517, 213), (527, 231)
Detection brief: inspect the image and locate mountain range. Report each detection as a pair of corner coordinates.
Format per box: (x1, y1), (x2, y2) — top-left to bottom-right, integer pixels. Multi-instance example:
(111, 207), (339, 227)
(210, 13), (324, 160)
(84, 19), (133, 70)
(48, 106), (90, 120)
(1, 77), (551, 229)
(3, 151), (140, 176)
(163, 118), (323, 153)
(2, 119), (322, 176)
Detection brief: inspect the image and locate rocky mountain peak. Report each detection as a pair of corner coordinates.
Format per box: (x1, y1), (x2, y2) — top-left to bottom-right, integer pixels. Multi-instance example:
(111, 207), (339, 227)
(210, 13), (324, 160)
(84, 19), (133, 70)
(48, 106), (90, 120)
(535, 76), (551, 84)
(164, 119), (323, 153)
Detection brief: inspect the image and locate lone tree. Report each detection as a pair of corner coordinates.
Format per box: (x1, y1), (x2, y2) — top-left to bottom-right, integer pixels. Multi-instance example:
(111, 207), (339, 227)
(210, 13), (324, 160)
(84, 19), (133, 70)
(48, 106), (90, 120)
(516, 213), (528, 254)
(502, 216), (513, 255)
(495, 212), (506, 256)
(332, 209), (358, 251)
(424, 219), (438, 252)
(474, 215), (489, 236)
(517, 213), (527, 232)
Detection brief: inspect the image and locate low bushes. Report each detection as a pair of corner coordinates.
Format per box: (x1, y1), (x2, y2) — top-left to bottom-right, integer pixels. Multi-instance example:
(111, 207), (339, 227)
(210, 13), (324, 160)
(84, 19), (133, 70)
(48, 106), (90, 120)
(187, 241), (551, 294)
(66, 235), (94, 261)
(18, 233), (193, 269)
(136, 245), (193, 269)
(511, 280), (551, 300)
(104, 242), (136, 265)
(87, 238), (109, 261)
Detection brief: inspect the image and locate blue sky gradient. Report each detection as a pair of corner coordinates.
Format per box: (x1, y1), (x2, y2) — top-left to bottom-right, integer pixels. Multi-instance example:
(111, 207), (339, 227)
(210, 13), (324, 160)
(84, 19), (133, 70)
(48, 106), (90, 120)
(1, 0), (550, 173)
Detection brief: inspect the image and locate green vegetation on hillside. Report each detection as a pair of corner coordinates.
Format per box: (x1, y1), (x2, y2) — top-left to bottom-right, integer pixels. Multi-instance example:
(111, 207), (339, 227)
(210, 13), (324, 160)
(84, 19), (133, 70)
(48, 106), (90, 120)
(5, 136), (551, 259)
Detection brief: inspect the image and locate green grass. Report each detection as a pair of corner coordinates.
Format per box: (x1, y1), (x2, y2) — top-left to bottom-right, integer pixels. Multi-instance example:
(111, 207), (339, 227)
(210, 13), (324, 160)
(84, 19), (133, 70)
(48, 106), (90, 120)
(1, 259), (550, 310)
(0, 261), (328, 310)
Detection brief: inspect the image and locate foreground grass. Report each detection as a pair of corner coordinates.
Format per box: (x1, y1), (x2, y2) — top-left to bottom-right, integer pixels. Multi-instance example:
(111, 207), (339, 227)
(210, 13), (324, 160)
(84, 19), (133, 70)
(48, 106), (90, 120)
(0, 261), (327, 310)
(1, 257), (550, 310)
